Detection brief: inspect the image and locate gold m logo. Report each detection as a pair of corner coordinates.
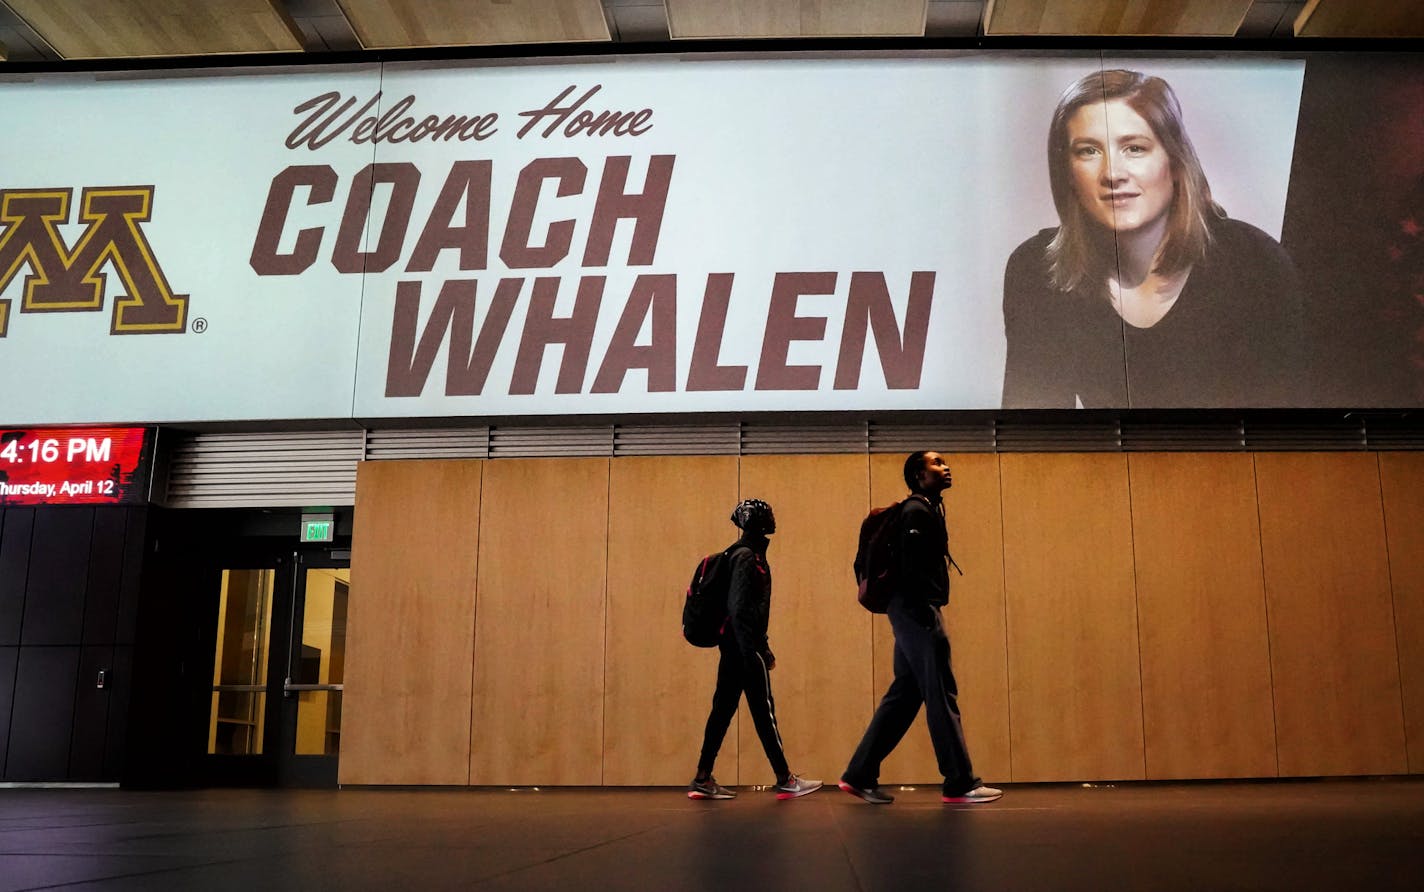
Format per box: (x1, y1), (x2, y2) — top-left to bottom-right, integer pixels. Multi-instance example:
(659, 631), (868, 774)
(0, 187), (188, 337)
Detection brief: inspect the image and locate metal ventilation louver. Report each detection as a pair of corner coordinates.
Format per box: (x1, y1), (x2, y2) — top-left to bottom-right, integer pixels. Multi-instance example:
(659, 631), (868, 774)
(164, 430), (363, 508)
(364, 428), (491, 460)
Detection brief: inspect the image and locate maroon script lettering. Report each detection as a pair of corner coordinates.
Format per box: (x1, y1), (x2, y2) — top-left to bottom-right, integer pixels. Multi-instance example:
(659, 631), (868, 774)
(287, 92), (498, 150)
(516, 85), (655, 139)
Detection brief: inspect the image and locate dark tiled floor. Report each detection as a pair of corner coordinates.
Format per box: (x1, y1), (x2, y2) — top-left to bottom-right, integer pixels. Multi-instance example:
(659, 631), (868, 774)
(0, 779), (1422, 891)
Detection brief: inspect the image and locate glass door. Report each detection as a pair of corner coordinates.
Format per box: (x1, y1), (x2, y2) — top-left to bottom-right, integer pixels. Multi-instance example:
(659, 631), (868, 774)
(202, 549), (349, 787)
(208, 568), (277, 758)
(277, 551), (349, 787)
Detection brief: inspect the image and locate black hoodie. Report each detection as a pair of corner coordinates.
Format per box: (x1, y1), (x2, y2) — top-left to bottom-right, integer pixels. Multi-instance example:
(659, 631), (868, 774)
(899, 493), (951, 608)
(725, 532), (773, 664)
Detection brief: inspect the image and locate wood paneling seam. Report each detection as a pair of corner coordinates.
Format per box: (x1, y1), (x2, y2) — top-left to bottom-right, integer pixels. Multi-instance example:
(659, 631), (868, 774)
(994, 453), (1015, 782)
(1124, 456), (1149, 779)
(1375, 453), (1414, 770)
(601, 459), (611, 786)
(1252, 454), (1282, 777)
(865, 453), (877, 714)
(465, 461), (483, 786)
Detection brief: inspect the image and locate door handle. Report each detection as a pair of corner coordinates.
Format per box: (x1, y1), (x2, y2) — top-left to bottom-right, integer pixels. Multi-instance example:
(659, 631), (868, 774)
(283, 677), (344, 697)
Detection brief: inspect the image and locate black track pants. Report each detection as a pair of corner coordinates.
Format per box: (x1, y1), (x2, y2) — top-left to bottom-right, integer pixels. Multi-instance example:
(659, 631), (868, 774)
(696, 634), (790, 782)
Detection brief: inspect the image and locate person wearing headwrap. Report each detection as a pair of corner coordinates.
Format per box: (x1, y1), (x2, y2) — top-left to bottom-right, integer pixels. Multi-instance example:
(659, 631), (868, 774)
(687, 499), (822, 801)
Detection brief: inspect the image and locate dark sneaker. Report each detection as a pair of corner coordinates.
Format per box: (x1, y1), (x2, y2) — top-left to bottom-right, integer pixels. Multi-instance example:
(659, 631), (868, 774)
(838, 779), (894, 804)
(687, 777), (736, 800)
(942, 784), (1003, 804)
(773, 775), (823, 800)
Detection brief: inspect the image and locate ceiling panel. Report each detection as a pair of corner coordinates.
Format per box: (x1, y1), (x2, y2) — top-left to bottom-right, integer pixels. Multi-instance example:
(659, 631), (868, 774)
(2, 0), (303, 59)
(336, 0), (610, 48)
(984, 0), (1254, 36)
(926, 0), (987, 37)
(0, 1), (1408, 65)
(605, 2), (671, 42)
(667, 0), (928, 39)
(1294, 0), (1424, 37)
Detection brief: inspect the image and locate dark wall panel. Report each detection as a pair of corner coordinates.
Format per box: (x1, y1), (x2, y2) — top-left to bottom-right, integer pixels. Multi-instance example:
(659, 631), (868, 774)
(0, 506), (146, 783)
(0, 646), (16, 772)
(115, 510), (148, 647)
(82, 510), (129, 645)
(0, 509), (35, 646)
(5, 646), (80, 780)
(21, 509), (94, 646)
(103, 646), (134, 780)
(69, 645), (115, 781)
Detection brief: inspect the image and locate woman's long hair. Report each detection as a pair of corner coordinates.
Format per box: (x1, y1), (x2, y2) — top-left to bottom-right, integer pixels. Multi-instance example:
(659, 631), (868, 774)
(1045, 69), (1224, 292)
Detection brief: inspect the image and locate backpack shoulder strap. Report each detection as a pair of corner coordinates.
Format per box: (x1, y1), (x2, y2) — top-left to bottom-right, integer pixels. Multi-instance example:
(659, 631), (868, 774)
(902, 493), (964, 574)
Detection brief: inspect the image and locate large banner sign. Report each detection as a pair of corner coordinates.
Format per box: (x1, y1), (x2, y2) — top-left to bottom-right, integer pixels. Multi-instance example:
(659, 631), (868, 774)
(0, 54), (1419, 423)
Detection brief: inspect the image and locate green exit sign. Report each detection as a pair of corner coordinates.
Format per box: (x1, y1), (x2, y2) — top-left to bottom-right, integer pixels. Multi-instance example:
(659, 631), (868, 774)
(301, 512), (335, 543)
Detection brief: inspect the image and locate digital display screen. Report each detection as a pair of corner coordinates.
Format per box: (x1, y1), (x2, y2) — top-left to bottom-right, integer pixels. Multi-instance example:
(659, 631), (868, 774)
(0, 427), (153, 505)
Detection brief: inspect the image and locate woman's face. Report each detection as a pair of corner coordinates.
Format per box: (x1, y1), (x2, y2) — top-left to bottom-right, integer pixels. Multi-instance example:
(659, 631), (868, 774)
(1065, 98), (1175, 236)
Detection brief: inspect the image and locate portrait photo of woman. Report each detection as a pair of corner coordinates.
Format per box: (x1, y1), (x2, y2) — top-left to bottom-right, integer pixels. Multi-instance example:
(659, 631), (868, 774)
(1000, 69), (1305, 409)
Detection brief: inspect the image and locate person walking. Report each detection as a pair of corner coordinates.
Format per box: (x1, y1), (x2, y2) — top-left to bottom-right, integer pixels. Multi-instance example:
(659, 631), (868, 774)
(839, 452), (1002, 805)
(688, 499), (822, 801)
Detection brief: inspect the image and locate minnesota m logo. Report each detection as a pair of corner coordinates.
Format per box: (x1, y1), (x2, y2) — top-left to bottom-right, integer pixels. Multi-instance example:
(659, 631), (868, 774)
(0, 187), (188, 337)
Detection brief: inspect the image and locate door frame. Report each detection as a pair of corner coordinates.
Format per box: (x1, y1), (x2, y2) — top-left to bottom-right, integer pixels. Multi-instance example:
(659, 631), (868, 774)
(275, 548), (350, 787)
(197, 542), (349, 788)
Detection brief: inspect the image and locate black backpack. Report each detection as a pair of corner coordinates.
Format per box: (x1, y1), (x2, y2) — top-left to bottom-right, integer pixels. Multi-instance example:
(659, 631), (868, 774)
(853, 501), (910, 613)
(682, 546), (741, 647)
(854, 495), (962, 613)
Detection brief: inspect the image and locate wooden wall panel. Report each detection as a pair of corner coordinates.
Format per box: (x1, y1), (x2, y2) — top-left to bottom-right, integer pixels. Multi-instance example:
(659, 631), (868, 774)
(1000, 453), (1145, 782)
(736, 455), (871, 785)
(1256, 453), (1408, 776)
(341, 460), (481, 786)
(871, 453), (1010, 785)
(1128, 453), (1277, 779)
(470, 458), (609, 785)
(604, 456), (741, 785)
(1378, 453), (1424, 774)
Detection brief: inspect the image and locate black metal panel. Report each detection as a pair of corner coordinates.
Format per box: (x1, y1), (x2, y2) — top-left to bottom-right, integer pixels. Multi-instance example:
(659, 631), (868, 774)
(21, 508), (94, 646)
(123, 507), (230, 788)
(82, 509), (129, 645)
(69, 645), (116, 782)
(103, 645), (134, 781)
(0, 646), (15, 773)
(0, 509), (34, 647)
(115, 508), (149, 647)
(5, 646), (79, 781)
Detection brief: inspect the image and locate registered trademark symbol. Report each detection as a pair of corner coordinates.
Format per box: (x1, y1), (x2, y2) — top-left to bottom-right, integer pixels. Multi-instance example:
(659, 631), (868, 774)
(192, 317), (208, 333)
